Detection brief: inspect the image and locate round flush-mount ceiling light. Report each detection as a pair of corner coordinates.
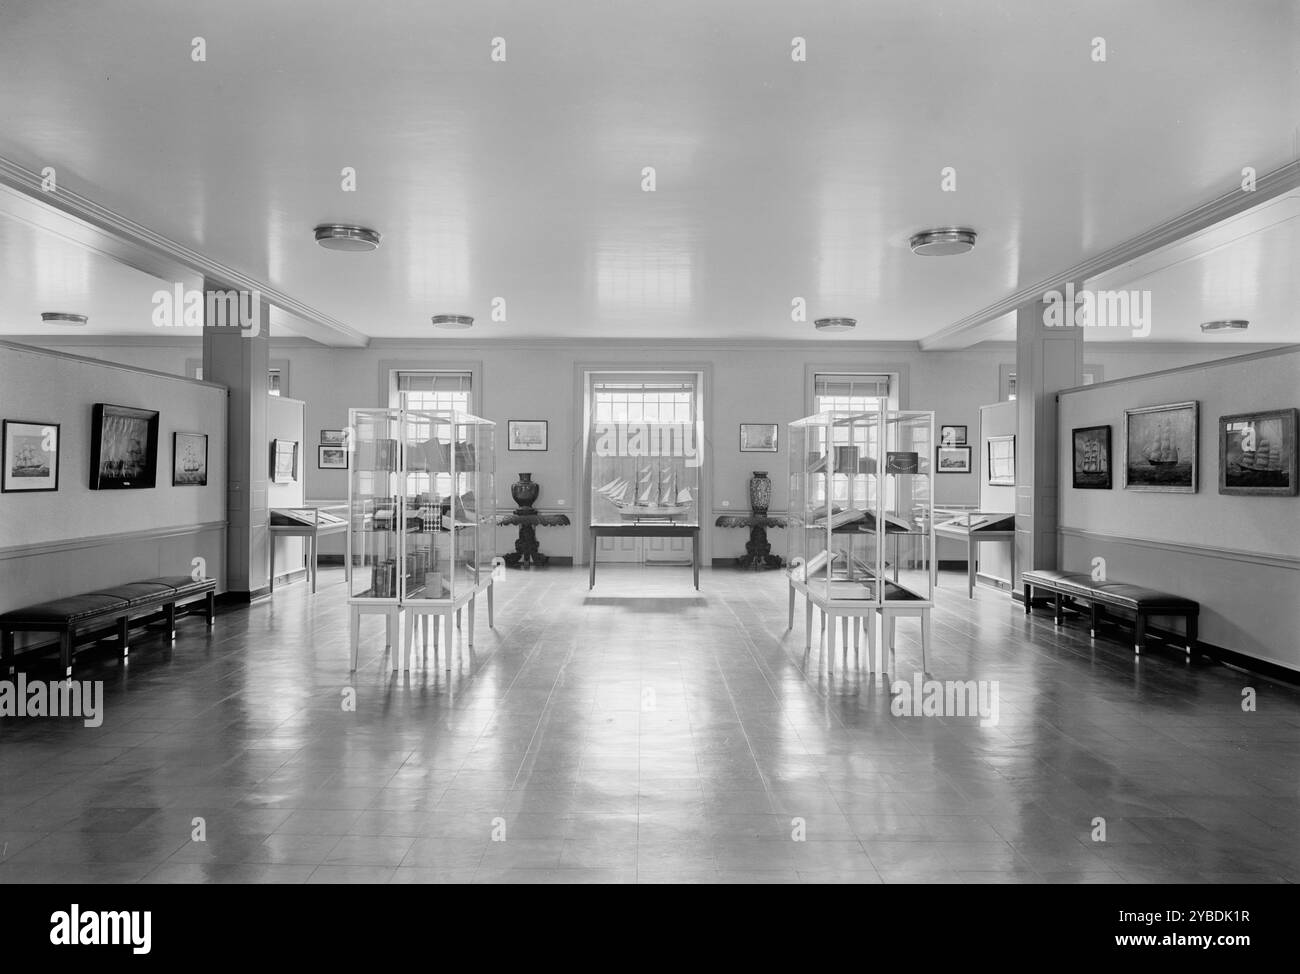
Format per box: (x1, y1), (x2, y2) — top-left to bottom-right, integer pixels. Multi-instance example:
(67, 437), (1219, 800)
(41, 312), (88, 325)
(909, 227), (977, 256)
(430, 314), (474, 329)
(1200, 319), (1249, 333)
(313, 224), (382, 252)
(814, 317), (856, 333)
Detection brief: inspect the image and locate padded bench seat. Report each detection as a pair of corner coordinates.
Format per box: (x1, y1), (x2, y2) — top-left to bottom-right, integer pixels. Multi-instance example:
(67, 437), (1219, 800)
(1023, 569), (1198, 657)
(1, 576), (216, 675)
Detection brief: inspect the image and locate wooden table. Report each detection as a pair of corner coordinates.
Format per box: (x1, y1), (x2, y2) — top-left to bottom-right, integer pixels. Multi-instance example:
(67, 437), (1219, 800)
(497, 511), (571, 567)
(589, 524), (700, 590)
(269, 507), (347, 594)
(714, 514), (786, 570)
(934, 515), (1016, 598)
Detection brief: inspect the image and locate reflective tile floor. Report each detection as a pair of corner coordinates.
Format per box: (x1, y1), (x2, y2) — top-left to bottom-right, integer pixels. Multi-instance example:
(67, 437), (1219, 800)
(1, 566), (1297, 884)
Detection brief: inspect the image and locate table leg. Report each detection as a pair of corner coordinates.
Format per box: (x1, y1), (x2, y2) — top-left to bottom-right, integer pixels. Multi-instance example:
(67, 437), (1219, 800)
(487, 582), (495, 628)
(968, 536), (976, 599)
(310, 534), (318, 594)
(693, 529), (699, 590)
(804, 597), (813, 651)
(787, 583), (795, 630)
(468, 596), (476, 648)
(589, 529), (596, 589)
(269, 537), (276, 594)
(349, 608), (360, 670)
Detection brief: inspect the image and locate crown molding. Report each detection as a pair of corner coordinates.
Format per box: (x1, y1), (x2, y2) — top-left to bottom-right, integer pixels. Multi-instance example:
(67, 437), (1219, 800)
(919, 160), (1300, 351)
(349, 337), (926, 353)
(0, 156), (368, 349)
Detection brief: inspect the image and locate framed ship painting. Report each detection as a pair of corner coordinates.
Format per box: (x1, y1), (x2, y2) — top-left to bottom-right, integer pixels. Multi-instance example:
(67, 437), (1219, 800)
(172, 432), (208, 486)
(936, 445), (971, 473)
(89, 403), (159, 489)
(2, 420), (60, 493)
(508, 420), (548, 452)
(1219, 408), (1297, 496)
(739, 423), (778, 453)
(319, 445), (349, 469)
(1071, 425), (1111, 489)
(987, 435), (1016, 486)
(1124, 401), (1197, 492)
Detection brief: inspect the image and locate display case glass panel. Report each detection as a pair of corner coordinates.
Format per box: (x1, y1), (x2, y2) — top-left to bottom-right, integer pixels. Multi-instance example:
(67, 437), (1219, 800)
(787, 407), (934, 606)
(348, 404), (496, 606)
(590, 421), (700, 526)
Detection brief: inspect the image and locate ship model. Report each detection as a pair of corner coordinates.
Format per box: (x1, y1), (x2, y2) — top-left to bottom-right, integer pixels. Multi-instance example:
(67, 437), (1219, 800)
(1142, 421), (1179, 467)
(596, 462), (693, 520)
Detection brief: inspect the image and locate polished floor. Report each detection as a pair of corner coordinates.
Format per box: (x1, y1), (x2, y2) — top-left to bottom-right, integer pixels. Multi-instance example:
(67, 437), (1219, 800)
(1, 565), (1297, 884)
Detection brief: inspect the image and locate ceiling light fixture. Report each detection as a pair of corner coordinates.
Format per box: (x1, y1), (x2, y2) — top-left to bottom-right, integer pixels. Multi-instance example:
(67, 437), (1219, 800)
(909, 227), (977, 256)
(41, 312), (88, 325)
(814, 317), (856, 333)
(1200, 319), (1249, 333)
(430, 314), (474, 329)
(313, 224), (382, 252)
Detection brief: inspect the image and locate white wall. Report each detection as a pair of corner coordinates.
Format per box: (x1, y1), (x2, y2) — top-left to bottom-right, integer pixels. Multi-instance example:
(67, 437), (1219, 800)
(1058, 346), (1300, 670)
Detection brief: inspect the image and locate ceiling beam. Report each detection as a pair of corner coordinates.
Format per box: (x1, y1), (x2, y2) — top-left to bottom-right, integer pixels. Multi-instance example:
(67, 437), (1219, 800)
(0, 156), (369, 348)
(920, 159), (1300, 351)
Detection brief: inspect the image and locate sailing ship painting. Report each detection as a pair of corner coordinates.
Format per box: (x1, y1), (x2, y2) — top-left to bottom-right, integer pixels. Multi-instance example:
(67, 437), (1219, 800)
(90, 403), (159, 489)
(596, 462), (694, 521)
(1124, 402), (1197, 492)
(172, 432), (208, 486)
(1219, 409), (1298, 496)
(1071, 425), (1111, 489)
(2, 420), (60, 492)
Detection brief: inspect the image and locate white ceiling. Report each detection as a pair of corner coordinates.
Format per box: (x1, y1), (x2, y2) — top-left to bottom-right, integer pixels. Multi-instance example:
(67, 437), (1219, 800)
(0, 0), (1296, 344)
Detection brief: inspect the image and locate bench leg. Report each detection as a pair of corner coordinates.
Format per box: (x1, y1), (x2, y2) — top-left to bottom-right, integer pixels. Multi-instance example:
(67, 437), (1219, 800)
(166, 601), (177, 641)
(1054, 591), (1063, 625)
(2, 628), (12, 676)
(1134, 612), (1146, 655)
(61, 629), (73, 678)
(118, 616), (130, 661)
(1186, 613), (1197, 658)
(206, 591), (215, 626)
(1089, 602), (1100, 638)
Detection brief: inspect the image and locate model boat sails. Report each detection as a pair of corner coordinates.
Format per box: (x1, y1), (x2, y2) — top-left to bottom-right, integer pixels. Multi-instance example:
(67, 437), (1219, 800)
(597, 463), (694, 520)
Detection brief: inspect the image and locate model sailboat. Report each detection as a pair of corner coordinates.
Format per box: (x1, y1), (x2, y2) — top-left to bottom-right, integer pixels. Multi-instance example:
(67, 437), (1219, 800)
(596, 462), (693, 520)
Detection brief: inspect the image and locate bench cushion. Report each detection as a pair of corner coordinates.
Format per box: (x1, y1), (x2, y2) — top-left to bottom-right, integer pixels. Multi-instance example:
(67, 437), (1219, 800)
(1024, 570), (1093, 588)
(90, 582), (178, 608)
(139, 576), (215, 595)
(1088, 583), (1198, 612)
(0, 594), (129, 625)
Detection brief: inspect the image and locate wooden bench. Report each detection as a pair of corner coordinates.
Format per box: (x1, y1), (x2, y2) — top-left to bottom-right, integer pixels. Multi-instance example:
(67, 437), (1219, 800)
(1022, 569), (1198, 657)
(0, 576), (216, 676)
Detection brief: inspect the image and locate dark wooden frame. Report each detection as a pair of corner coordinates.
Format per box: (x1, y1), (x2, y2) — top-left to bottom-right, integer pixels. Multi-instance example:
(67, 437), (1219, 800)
(89, 403), (159, 490)
(1218, 408), (1298, 496)
(987, 434), (1016, 486)
(1071, 425), (1112, 489)
(939, 424), (967, 447)
(172, 432), (208, 486)
(2, 419), (60, 493)
(318, 444), (349, 469)
(507, 420), (548, 451)
(739, 423), (778, 453)
(936, 445), (971, 474)
(1123, 400), (1198, 493)
(271, 438), (299, 483)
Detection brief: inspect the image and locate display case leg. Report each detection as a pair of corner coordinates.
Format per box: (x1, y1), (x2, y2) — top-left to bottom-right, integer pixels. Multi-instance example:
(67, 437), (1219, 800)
(803, 598), (813, 652)
(456, 608), (462, 630)
(920, 610), (931, 674)
(787, 584), (795, 631)
(826, 612), (836, 673)
(487, 583), (495, 629)
(444, 611), (455, 671)
(349, 610), (360, 671)
(468, 596), (476, 648)
(865, 613), (876, 674)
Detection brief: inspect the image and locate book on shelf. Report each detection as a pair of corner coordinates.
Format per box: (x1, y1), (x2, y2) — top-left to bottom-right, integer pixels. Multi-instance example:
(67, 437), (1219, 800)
(801, 548), (840, 579)
(813, 507), (866, 529)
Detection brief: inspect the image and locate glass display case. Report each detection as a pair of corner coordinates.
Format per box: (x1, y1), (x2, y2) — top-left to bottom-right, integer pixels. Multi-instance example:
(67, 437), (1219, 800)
(590, 421), (700, 527)
(347, 404), (496, 608)
(787, 407), (934, 608)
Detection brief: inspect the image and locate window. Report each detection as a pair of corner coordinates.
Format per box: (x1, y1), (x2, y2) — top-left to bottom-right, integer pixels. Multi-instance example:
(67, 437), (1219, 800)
(591, 378), (696, 426)
(268, 369), (282, 396)
(392, 371), (473, 413)
(813, 373), (891, 414)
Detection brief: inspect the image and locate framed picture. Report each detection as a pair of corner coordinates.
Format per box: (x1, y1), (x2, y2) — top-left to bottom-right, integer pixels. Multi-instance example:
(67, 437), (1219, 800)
(1071, 426), (1111, 489)
(939, 425), (967, 447)
(740, 423), (778, 452)
(1124, 401), (1198, 492)
(90, 403), (159, 489)
(319, 445), (349, 470)
(320, 429), (350, 448)
(987, 435), (1016, 486)
(936, 445), (971, 474)
(271, 439), (299, 484)
(508, 420), (548, 452)
(1219, 408), (1298, 496)
(172, 432), (208, 486)
(373, 438), (398, 472)
(2, 420), (60, 492)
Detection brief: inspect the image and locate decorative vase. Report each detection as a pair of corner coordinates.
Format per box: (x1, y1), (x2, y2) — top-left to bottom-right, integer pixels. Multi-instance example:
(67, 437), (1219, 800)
(748, 471), (772, 515)
(511, 473), (540, 513)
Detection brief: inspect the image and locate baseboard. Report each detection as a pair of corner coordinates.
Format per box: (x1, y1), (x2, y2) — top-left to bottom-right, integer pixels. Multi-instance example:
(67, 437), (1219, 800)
(318, 554), (344, 566)
(316, 554), (574, 568)
(975, 571), (1013, 592)
(218, 586), (272, 605)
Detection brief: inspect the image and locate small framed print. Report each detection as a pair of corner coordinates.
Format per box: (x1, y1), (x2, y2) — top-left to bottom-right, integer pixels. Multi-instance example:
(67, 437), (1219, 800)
(740, 423), (778, 453)
(320, 429), (350, 448)
(939, 425), (967, 447)
(885, 451), (919, 474)
(508, 420), (548, 451)
(987, 435), (1016, 486)
(2, 420), (60, 492)
(271, 439), (299, 484)
(172, 432), (208, 486)
(318, 445), (349, 469)
(936, 445), (971, 474)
